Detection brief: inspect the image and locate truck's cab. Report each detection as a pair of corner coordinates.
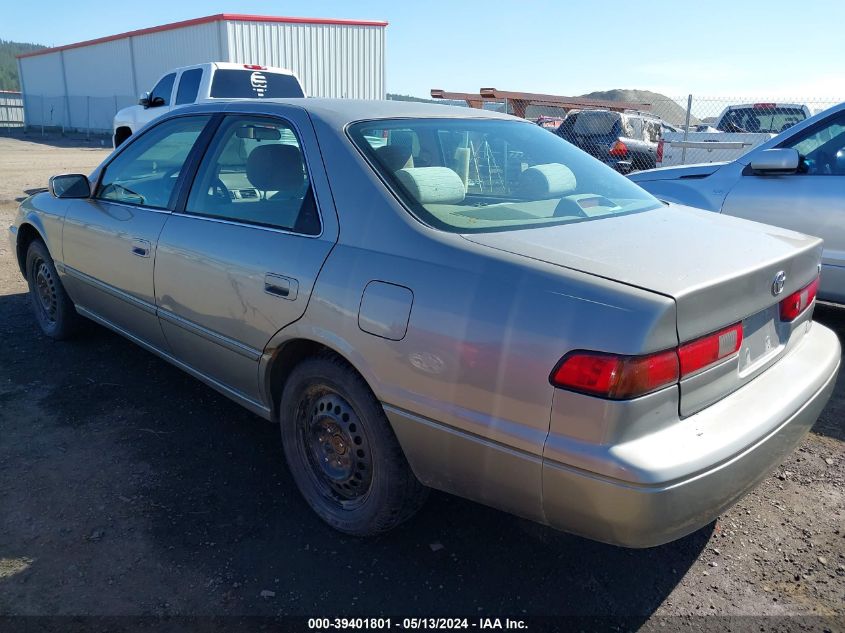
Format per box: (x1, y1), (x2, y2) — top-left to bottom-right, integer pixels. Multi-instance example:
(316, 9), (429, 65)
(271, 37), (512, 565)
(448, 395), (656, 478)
(112, 62), (305, 147)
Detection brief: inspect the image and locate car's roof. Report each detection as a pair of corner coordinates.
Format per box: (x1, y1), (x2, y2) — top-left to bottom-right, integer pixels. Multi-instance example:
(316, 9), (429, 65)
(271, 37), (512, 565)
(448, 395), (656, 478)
(177, 98), (521, 129)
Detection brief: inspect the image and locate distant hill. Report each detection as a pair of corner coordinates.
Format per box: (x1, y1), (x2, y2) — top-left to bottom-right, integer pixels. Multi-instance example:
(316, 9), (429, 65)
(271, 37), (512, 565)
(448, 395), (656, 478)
(578, 89), (699, 126)
(0, 40), (45, 91)
(387, 93), (466, 107)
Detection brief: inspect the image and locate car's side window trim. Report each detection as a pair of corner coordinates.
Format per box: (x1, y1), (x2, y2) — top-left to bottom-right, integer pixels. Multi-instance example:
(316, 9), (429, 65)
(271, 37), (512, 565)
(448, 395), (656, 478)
(92, 113), (220, 212)
(178, 112), (324, 238)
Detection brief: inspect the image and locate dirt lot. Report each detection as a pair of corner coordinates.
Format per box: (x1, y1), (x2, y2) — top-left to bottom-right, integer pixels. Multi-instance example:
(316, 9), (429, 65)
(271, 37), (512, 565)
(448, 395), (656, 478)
(0, 134), (843, 628)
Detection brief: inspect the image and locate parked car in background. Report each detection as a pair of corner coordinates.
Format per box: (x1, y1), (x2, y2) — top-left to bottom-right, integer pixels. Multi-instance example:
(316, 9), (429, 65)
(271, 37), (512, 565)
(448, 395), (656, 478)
(112, 62), (305, 147)
(631, 102), (845, 303)
(553, 109), (580, 141)
(9, 99), (839, 548)
(535, 115), (566, 130)
(658, 103), (812, 167)
(555, 109), (664, 173)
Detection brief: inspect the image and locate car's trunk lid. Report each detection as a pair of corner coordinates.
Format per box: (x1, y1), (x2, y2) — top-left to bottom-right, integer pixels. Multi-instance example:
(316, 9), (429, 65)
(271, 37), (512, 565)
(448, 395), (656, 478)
(462, 204), (823, 415)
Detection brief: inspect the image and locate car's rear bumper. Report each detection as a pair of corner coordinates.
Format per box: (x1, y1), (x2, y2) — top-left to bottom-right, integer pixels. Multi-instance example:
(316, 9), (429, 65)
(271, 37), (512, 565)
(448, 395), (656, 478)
(542, 322), (840, 548)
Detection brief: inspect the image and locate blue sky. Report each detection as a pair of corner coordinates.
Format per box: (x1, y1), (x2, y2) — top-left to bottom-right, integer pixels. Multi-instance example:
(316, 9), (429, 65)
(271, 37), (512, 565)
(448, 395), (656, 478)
(4, 0), (843, 99)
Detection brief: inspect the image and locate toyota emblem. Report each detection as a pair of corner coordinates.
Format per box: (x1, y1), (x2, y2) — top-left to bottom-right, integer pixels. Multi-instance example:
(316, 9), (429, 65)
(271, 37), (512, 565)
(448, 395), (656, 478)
(772, 271), (787, 296)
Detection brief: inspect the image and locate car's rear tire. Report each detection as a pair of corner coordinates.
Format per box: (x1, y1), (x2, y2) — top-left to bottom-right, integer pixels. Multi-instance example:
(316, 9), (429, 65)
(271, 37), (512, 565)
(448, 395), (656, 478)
(279, 353), (428, 535)
(25, 239), (80, 340)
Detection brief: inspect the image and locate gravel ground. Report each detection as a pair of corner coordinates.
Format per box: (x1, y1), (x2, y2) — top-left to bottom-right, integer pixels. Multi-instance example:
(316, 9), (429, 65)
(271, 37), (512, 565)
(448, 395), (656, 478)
(0, 134), (843, 629)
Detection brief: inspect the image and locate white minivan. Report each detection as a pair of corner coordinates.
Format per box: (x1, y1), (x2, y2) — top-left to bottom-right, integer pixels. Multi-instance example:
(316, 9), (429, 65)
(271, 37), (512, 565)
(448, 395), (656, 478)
(112, 62), (305, 147)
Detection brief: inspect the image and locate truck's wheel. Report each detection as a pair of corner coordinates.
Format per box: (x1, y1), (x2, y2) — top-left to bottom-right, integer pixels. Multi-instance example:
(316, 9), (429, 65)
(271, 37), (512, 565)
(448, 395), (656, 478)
(279, 354), (428, 535)
(25, 239), (80, 340)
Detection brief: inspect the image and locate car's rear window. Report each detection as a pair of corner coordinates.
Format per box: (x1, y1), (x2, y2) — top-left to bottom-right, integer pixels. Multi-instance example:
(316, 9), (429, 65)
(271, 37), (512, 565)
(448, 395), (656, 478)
(572, 111), (621, 136)
(210, 69), (305, 99)
(349, 118), (662, 234)
(717, 107), (807, 134)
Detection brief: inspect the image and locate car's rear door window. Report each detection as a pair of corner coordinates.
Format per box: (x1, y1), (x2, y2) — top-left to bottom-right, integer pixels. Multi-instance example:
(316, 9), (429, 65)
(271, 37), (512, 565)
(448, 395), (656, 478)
(184, 116), (320, 235)
(96, 116), (210, 209)
(175, 69), (202, 105)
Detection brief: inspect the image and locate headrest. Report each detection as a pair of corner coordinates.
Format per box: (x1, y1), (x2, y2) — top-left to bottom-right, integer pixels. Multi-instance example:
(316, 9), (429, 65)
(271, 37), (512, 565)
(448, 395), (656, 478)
(519, 163), (577, 199)
(395, 167), (466, 204)
(246, 144), (304, 192)
(375, 144), (412, 171)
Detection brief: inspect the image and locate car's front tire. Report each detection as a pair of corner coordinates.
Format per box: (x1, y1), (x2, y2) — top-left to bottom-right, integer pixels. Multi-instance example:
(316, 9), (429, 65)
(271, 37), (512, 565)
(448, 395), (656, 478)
(25, 239), (80, 340)
(279, 354), (428, 535)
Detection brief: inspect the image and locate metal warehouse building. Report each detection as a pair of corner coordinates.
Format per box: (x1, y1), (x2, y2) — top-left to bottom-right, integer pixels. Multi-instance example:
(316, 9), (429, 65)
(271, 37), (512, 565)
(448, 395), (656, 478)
(17, 13), (387, 133)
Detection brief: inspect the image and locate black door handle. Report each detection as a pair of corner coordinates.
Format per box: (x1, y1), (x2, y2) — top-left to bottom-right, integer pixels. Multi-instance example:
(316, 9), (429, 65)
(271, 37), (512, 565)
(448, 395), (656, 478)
(264, 273), (298, 301)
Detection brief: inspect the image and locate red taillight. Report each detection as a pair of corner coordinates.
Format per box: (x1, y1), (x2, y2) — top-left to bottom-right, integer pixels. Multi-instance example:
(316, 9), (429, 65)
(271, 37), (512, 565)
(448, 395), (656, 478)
(656, 139), (664, 163)
(678, 323), (743, 377)
(243, 64), (266, 70)
(551, 350), (679, 400)
(609, 140), (628, 157)
(551, 323), (745, 399)
(779, 277), (819, 321)
(753, 102), (776, 110)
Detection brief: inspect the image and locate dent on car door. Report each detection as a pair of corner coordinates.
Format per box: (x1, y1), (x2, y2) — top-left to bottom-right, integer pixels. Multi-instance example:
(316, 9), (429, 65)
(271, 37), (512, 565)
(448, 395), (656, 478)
(721, 111), (845, 302)
(154, 112), (338, 406)
(60, 115), (212, 348)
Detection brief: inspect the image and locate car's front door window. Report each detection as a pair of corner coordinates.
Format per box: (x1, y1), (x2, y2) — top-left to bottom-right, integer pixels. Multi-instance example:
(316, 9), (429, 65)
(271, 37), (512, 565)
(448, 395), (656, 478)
(96, 116), (210, 209)
(150, 73), (176, 107)
(783, 113), (845, 175)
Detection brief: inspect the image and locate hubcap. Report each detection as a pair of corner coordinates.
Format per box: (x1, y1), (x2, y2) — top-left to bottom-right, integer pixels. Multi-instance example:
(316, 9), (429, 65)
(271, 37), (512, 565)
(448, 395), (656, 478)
(33, 259), (58, 324)
(301, 392), (372, 501)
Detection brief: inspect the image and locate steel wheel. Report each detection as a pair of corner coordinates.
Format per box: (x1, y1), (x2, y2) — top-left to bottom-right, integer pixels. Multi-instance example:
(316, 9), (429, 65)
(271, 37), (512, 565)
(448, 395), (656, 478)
(297, 388), (373, 506)
(279, 355), (428, 535)
(25, 239), (81, 340)
(32, 257), (59, 325)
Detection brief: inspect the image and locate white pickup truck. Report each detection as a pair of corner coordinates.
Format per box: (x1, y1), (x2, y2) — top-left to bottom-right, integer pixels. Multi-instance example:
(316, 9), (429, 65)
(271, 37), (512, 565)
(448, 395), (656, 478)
(657, 103), (811, 167)
(112, 62), (305, 147)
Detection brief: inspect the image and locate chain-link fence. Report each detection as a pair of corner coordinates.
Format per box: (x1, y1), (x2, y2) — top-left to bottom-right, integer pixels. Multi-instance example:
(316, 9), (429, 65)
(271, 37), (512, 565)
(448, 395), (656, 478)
(18, 92), (845, 169)
(0, 91), (25, 130)
(21, 94), (137, 136)
(431, 94), (843, 173)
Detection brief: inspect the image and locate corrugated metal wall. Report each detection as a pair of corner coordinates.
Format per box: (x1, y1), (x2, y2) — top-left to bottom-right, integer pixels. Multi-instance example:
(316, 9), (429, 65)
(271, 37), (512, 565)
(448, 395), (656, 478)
(226, 21), (385, 99)
(132, 22), (224, 93)
(18, 17), (386, 132)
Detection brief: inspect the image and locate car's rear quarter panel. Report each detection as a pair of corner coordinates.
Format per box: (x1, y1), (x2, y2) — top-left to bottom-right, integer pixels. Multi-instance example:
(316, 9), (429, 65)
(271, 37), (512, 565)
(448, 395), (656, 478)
(274, 117), (680, 523)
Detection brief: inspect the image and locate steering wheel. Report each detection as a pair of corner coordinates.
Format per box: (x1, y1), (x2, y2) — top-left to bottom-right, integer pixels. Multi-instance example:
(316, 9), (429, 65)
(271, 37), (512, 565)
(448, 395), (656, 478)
(209, 176), (231, 204)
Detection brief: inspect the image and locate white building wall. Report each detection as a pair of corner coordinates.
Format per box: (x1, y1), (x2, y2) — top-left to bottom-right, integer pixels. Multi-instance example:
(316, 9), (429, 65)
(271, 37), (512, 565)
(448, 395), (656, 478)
(63, 39), (134, 130)
(18, 16), (386, 131)
(225, 21), (385, 99)
(18, 52), (66, 128)
(132, 22), (224, 93)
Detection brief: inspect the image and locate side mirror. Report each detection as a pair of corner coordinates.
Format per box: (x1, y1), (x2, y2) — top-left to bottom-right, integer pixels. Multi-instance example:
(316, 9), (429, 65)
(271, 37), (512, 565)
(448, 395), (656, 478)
(750, 148), (800, 174)
(49, 174), (91, 199)
(138, 91), (151, 107)
(150, 96), (166, 108)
